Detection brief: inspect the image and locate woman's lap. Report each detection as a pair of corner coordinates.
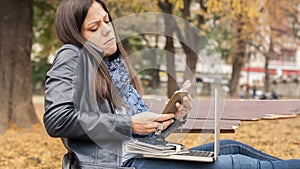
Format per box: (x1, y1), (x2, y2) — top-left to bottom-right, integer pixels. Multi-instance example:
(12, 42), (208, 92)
(123, 155), (275, 169)
(124, 155), (300, 169)
(123, 140), (300, 169)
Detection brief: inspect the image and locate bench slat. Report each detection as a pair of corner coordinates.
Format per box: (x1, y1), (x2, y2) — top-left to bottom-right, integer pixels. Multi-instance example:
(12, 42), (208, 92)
(175, 119), (240, 133)
(143, 98), (300, 133)
(144, 98), (300, 121)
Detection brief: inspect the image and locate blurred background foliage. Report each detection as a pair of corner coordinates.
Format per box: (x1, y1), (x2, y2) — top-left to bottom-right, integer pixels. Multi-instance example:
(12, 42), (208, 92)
(32, 0), (300, 97)
(32, 0), (61, 93)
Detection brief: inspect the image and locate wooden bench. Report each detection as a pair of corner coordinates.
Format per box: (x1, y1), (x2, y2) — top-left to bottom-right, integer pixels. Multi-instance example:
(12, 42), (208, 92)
(144, 98), (300, 133)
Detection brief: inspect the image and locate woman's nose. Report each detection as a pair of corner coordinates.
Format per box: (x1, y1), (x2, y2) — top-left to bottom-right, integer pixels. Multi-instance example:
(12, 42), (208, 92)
(101, 23), (112, 36)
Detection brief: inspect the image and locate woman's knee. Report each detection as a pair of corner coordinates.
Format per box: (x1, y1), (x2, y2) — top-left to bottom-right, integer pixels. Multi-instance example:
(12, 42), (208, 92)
(190, 139), (246, 152)
(220, 139), (243, 146)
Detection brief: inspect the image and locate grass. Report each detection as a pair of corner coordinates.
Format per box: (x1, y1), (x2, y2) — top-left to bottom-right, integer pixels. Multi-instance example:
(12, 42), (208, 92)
(0, 96), (299, 168)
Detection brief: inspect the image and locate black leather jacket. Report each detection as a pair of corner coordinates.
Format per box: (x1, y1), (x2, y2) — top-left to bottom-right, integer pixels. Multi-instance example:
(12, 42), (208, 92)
(44, 44), (185, 169)
(44, 44), (134, 168)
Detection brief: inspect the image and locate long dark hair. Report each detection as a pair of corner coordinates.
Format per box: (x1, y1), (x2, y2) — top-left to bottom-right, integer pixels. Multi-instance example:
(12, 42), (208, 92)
(54, 0), (143, 110)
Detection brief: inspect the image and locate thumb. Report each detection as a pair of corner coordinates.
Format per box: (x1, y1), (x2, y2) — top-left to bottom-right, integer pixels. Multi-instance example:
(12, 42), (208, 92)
(181, 80), (191, 91)
(154, 113), (175, 122)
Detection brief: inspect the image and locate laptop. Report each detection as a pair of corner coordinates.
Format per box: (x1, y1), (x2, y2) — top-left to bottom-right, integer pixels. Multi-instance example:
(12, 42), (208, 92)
(126, 89), (221, 162)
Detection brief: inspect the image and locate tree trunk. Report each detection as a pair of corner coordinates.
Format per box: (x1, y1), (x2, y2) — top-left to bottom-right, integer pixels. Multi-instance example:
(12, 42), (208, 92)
(165, 35), (178, 97)
(159, 0), (179, 98)
(181, 0), (207, 96)
(229, 14), (248, 97)
(150, 35), (160, 90)
(0, 0), (40, 134)
(264, 40), (273, 93)
(264, 55), (270, 93)
(182, 0), (198, 96)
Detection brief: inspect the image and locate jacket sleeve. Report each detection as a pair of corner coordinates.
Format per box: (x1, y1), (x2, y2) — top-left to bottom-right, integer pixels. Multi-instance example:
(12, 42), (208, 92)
(44, 46), (132, 141)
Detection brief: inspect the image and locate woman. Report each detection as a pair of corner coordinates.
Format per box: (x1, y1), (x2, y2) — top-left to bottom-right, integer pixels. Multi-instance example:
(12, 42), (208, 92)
(44, 0), (300, 168)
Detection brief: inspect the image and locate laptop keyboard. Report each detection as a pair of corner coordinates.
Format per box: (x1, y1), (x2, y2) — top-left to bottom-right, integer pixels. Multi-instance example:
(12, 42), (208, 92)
(179, 150), (214, 157)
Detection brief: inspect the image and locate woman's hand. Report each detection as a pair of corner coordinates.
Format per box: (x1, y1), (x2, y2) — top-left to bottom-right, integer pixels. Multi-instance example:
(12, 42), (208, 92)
(174, 94), (192, 121)
(175, 80), (193, 120)
(131, 112), (175, 135)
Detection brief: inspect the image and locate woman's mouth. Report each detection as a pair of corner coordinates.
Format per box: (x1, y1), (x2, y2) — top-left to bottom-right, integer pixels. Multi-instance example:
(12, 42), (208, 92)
(104, 38), (115, 46)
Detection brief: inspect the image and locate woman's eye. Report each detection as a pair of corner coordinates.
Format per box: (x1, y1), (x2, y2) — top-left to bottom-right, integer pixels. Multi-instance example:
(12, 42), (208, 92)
(89, 27), (98, 32)
(104, 20), (110, 24)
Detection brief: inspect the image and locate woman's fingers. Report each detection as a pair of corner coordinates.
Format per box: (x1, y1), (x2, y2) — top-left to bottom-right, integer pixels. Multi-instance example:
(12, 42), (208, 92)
(175, 95), (192, 111)
(140, 116), (175, 134)
(175, 102), (188, 119)
(181, 80), (191, 91)
(183, 95), (192, 111)
(131, 112), (176, 135)
(154, 119), (174, 135)
(154, 113), (174, 122)
(159, 119), (174, 130)
(173, 95), (192, 120)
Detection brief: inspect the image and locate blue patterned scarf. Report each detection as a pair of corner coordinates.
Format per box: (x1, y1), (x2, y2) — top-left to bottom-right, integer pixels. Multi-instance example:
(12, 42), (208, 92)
(104, 56), (150, 115)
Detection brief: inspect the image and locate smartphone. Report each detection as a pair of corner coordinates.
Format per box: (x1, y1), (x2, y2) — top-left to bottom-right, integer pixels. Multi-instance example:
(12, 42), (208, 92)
(162, 90), (188, 114)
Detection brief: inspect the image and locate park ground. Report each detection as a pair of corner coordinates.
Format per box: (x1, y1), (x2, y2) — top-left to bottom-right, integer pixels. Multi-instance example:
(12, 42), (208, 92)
(0, 96), (299, 168)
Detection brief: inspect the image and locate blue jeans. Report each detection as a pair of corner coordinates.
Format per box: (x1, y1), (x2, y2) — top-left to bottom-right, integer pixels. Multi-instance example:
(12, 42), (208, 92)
(123, 140), (300, 169)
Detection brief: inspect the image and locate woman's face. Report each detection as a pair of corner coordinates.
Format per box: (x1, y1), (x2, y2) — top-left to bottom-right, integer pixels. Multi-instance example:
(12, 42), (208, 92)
(81, 1), (117, 57)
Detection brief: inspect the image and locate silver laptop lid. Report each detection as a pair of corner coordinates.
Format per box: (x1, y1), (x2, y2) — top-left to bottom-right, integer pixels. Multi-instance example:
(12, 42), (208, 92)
(214, 88), (220, 161)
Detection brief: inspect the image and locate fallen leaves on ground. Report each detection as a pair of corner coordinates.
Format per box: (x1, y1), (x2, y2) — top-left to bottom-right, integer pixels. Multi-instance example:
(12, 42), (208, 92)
(0, 97), (299, 168)
(0, 124), (65, 169)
